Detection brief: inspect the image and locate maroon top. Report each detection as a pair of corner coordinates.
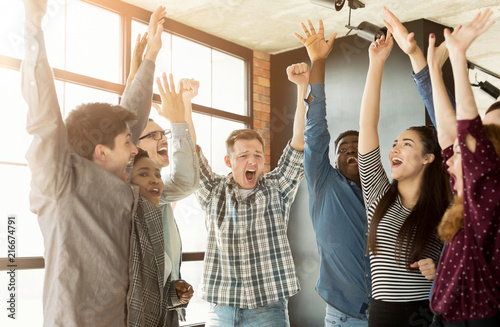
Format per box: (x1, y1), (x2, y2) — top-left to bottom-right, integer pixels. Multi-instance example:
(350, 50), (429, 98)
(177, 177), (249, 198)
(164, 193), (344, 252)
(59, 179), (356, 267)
(431, 116), (500, 322)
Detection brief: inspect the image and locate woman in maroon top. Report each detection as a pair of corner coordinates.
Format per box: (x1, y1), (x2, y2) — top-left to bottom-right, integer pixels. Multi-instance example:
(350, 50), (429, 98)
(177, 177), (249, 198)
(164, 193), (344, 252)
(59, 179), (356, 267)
(427, 9), (500, 326)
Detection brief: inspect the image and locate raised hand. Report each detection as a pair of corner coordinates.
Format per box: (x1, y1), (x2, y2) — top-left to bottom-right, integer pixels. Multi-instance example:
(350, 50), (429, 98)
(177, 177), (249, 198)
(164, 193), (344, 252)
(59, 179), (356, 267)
(155, 73), (185, 123)
(444, 9), (495, 58)
(368, 30), (394, 63)
(175, 281), (194, 304)
(127, 33), (148, 84)
(382, 6), (417, 56)
(144, 6), (167, 62)
(24, 0), (48, 35)
(287, 62), (310, 87)
(294, 20), (337, 62)
(426, 26), (461, 72)
(180, 78), (200, 102)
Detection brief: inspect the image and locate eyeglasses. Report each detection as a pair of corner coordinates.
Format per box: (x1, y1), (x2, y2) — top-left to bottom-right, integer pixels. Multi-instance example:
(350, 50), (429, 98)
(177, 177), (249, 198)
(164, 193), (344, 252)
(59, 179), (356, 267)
(337, 146), (358, 154)
(139, 129), (172, 141)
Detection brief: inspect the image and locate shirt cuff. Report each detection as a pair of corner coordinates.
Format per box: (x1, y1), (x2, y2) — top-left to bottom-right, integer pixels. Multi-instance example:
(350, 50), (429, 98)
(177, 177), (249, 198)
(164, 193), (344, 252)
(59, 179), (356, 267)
(171, 122), (190, 139)
(411, 65), (430, 85)
(310, 83), (326, 100)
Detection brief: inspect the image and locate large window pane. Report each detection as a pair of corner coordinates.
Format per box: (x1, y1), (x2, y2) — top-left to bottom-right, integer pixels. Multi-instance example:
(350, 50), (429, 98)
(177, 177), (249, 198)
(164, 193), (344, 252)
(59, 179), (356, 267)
(63, 83), (119, 119)
(0, 165), (43, 257)
(131, 20), (172, 95)
(179, 261), (209, 326)
(0, 1), (26, 59)
(192, 113), (211, 164)
(0, 269), (44, 326)
(0, 68), (31, 164)
(66, 0), (121, 82)
(211, 117), (246, 175)
(172, 36), (211, 107)
(212, 50), (247, 115)
(44, 0), (66, 70)
(174, 195), (207, 253)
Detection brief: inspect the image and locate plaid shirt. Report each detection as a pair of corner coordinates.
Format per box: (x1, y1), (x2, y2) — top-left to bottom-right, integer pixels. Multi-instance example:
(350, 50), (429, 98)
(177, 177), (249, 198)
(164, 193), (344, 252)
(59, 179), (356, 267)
(129, 196), (184, 327)
(195, 143), (304, 309)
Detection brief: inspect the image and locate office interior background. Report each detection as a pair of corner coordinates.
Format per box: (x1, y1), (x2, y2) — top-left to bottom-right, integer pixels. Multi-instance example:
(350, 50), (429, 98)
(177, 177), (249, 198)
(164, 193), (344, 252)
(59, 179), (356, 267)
(1, 0), (499, 326)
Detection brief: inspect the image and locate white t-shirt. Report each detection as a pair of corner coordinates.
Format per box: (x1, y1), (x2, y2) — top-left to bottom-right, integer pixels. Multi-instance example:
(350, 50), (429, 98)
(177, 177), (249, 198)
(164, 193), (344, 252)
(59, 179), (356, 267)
(164, 252), (172, 286)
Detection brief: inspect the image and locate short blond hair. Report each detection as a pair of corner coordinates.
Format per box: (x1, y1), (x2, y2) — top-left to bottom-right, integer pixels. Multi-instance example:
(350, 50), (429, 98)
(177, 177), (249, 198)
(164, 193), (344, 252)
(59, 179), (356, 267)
(225, 129), (264, 156)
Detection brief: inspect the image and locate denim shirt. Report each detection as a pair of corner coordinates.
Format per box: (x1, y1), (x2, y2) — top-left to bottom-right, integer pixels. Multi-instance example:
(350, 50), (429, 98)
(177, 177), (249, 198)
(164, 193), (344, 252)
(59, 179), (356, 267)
(304, 83), (371, 319)
(411, 65), (456, 127)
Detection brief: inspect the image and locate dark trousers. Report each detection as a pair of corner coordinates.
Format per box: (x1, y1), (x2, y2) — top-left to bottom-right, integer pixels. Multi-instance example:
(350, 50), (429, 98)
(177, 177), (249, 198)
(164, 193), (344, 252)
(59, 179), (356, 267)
(368, 298), (433, 327)
(440, 312), (500, 327)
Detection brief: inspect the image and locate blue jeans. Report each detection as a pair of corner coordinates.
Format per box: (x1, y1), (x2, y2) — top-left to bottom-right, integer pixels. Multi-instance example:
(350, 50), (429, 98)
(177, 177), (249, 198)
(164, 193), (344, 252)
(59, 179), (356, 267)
(205, 299), (290, 327)
(325, 304), (368, 327)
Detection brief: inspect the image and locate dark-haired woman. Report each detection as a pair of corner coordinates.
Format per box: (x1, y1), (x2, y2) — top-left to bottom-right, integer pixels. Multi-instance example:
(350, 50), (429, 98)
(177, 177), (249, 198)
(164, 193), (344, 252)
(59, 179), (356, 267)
(357, 30), (450, 327)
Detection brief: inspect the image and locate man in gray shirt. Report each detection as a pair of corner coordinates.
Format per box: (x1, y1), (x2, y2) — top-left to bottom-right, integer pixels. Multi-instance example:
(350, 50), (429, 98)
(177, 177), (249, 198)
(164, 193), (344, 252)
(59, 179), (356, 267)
(22, 1), (168, 325)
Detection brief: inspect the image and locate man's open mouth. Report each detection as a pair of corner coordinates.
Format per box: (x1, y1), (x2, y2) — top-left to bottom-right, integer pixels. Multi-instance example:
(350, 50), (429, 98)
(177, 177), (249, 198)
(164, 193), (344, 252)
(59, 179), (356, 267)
(245, 169), (256, 181)
(347, 157), (358, 165)
(157, 146), (168, 159)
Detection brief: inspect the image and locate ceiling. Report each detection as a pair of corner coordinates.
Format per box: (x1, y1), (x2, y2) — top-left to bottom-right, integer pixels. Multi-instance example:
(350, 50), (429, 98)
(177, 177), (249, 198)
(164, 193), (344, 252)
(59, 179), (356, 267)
(123, 0), (500, 110)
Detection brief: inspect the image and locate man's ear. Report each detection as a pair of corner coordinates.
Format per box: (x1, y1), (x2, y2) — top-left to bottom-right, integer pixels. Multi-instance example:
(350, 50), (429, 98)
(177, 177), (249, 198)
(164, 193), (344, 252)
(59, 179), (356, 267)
(94, 144), (109, 163)
(224, 155), (232, 168)
(423, 153), (435, 165)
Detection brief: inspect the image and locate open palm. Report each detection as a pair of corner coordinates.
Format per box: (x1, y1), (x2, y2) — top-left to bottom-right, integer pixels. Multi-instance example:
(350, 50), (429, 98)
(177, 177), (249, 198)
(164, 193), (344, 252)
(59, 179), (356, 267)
(445, 9), (495, 56)
(294, 20), (337, 61)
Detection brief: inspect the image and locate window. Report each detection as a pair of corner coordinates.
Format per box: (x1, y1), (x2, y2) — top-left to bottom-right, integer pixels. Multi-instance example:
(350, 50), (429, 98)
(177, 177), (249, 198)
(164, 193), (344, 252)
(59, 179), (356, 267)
(0, 1), (252, 325)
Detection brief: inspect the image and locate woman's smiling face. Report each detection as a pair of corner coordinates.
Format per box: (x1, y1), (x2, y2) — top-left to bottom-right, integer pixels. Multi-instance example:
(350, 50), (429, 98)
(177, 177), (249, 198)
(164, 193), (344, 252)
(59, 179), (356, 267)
(131, 157), (164, 206)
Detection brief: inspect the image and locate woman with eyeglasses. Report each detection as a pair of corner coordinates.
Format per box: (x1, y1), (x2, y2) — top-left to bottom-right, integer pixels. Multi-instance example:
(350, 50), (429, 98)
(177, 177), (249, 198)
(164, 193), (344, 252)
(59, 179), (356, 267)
(357, 30), (450, 327)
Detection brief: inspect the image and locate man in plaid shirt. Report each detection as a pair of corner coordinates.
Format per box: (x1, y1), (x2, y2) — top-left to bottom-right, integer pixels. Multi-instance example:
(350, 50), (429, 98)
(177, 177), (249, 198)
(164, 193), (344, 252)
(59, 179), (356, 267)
(194, 63), (309, 326)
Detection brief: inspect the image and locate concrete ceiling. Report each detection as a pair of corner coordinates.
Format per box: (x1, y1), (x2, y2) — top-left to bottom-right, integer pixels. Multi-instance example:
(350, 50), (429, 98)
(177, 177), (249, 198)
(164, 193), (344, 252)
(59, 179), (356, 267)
(123, 0), (500, 110)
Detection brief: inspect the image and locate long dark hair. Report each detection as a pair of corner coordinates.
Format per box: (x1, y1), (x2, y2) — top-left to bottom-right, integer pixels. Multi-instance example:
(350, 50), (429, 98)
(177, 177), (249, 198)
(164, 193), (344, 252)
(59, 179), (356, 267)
(368, 126), (451, 270)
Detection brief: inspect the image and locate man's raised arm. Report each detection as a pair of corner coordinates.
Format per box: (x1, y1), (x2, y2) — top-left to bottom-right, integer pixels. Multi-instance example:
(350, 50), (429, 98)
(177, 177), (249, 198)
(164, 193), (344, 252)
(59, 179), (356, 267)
(22, 0), (72, 199)
(122, 6), (166, 145)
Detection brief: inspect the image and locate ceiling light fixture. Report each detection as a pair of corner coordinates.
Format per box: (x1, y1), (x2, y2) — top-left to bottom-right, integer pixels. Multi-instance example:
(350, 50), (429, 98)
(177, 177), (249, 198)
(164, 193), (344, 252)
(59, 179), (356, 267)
(472, 81), (500, 99)
(468, 61), (500, 99)
(310, 0), (385, 42)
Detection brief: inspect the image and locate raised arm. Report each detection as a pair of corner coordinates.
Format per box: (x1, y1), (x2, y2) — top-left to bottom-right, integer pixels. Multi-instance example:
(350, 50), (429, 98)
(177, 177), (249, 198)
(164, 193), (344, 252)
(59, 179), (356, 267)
(22, 0), (73, 199)
(290, 20), (336, 152)
(156, 73), (200, 201)
(383, 6), (426, 74)
(294, 20), (336, 84)
(294, 20), (337, 191)
(446, 10), (495, 123)
(383, 6), (457, 128)
(126, 33), (148, 85)
(180, 78), (200, 146)
(287, 63), (310, 152)
(358, 32), (393, 155)
(122, 6), (166, 145)
(426, 34), (457, 149)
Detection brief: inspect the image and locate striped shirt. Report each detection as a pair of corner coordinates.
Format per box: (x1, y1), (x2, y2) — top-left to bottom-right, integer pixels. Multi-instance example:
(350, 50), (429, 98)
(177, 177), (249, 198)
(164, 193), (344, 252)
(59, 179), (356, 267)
(195, 143), (304, 309)
(359, 147), (442, 302)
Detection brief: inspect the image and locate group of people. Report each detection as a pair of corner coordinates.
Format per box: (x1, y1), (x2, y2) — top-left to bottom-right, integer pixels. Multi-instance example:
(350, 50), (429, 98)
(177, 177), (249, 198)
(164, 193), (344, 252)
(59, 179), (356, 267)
(301, 7), (499, 327)
(21, 0), (499, 326)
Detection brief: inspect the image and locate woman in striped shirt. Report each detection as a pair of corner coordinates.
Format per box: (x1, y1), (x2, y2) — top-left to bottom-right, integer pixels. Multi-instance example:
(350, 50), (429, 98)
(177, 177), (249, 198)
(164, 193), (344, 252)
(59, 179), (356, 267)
(357, 30), (450, 327)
